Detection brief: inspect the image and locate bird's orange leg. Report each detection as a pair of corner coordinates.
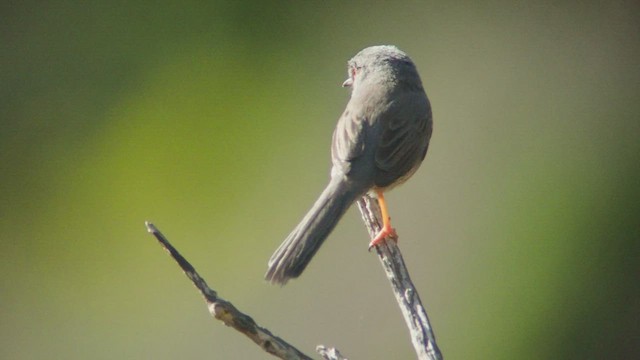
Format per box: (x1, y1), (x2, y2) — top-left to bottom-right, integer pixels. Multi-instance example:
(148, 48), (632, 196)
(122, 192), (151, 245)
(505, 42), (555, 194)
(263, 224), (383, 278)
(368, 190), (398, 249)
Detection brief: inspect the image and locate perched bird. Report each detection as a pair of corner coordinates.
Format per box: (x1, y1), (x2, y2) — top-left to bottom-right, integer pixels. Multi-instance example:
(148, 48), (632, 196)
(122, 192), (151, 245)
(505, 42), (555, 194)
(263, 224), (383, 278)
(266, 45), (432, 285)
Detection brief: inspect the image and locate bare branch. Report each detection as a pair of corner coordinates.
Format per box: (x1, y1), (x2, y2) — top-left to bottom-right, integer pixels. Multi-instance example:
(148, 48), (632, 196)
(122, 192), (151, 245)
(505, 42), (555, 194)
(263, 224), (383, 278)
(145, 194), (441, 360)
(356, 195), (443, 360)
(145, 221), (315, 360)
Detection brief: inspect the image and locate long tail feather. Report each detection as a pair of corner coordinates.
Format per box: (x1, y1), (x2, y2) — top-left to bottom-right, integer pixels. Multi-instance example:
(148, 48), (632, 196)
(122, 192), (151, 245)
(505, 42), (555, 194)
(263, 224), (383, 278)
(265, 178), (362, 285)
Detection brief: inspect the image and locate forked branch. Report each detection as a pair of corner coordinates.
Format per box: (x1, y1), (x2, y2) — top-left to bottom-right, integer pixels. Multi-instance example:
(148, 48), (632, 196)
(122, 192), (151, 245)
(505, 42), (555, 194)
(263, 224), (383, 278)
(146, 193), (442, 360)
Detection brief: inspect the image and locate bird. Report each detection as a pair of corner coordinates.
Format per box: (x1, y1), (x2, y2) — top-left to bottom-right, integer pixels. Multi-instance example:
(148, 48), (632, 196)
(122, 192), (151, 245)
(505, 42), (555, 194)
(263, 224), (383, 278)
(265, 45), (432, 285)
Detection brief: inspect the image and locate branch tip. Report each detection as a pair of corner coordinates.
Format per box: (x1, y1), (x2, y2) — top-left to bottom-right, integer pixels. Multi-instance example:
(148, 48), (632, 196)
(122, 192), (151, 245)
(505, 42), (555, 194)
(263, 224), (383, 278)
(145, 221), (157, 233)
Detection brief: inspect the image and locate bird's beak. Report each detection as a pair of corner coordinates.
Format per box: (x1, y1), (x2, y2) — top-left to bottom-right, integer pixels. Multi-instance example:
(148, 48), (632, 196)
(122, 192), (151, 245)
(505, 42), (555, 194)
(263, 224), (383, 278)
(342, 78), (353, 87)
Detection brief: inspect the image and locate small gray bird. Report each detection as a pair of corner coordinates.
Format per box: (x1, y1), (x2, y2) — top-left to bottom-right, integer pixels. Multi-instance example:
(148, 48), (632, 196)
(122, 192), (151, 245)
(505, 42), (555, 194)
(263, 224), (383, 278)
(266, 45), (432, 285)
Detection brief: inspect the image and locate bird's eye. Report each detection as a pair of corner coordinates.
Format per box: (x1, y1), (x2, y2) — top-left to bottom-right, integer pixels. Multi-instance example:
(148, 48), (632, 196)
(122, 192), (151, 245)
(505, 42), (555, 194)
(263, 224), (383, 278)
(350, 67), (357, 79)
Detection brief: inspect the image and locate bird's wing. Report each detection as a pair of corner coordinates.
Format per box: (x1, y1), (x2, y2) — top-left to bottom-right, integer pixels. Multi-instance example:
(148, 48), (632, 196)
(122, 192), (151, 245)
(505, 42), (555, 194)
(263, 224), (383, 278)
(331, 104), (367, 172)
(374, 91), (432, 188)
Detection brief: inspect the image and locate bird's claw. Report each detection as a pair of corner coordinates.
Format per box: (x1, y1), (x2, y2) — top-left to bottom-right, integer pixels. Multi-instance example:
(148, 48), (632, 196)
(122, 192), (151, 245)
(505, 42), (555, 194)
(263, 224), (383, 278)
(368, 226), (398, 250)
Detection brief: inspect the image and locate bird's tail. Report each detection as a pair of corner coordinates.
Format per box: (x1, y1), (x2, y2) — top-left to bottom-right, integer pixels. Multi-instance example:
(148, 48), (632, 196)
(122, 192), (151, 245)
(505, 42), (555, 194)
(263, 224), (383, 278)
(265, 178), (362, 285)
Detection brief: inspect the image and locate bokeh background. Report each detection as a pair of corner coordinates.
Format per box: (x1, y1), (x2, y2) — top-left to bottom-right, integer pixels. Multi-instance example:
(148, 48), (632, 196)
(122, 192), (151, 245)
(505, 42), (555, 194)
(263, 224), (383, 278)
(2, 1), (639, 359)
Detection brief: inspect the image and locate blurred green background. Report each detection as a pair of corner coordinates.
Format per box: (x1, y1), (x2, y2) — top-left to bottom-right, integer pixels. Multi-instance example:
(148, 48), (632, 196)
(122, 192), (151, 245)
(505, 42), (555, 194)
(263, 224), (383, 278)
(2, 1), (639, 359)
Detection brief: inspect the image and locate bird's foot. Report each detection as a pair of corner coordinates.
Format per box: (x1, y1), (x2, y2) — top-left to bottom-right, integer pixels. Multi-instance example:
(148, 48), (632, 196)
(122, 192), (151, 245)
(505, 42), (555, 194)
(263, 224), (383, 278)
(368, 225), (398, 250)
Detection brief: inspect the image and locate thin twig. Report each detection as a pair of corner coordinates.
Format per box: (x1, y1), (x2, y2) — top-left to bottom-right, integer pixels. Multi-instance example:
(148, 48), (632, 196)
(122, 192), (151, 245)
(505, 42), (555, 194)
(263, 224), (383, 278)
(145, 221), (317, 360)
(356, 195), (443, 360)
